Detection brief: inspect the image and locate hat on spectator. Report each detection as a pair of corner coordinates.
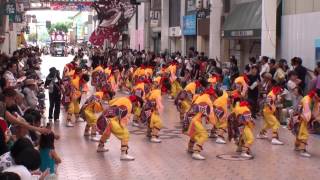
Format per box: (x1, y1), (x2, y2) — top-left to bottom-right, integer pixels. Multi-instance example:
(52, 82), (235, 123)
(24, 79), (37, 86)
(263, 72), (272, 79)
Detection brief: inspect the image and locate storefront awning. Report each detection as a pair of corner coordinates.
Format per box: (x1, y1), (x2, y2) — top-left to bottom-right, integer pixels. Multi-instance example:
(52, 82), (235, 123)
(223, 0), (262, 38)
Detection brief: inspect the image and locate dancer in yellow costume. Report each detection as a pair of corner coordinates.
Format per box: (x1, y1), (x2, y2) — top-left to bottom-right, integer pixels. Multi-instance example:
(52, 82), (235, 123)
(232, 101), (255, 158)
(187, 87), (216, 160)
(66, 68), (82, 127)
(212, 91), (229, 144)
(257, 86), (284, 145)
(175, 81), (201, 121)
(166, 61), (182, 99)
(293, 90), (320, 157)
(208, 74), (221, 88)
(234, 75), (249, 99)
(144, 87), (164, 143)
(81, 91), (105, 139)
(131, 80), (148, 127)
(97, 96), (139, 161)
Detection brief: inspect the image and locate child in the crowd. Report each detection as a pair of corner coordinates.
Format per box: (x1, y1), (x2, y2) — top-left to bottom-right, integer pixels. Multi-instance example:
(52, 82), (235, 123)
(39, 124), (61, 175)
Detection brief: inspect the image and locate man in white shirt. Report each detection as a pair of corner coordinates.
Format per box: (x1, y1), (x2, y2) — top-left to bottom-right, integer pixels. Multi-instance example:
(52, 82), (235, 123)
(259, 56), (270, 78)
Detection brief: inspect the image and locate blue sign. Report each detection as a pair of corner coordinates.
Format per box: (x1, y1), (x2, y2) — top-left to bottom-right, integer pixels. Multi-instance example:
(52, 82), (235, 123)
(183, 14), (197, 36)
(315, 38), (320, 61)
(315, 38), (320, 48)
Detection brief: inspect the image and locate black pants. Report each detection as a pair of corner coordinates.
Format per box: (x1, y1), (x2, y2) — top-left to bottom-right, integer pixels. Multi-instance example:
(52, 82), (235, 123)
(49, 93), (61, 120)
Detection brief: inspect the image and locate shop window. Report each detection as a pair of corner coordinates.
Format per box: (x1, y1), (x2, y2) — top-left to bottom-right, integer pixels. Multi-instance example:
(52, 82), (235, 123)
(224, 0), (230, 13)
(169, 0), (181, 27)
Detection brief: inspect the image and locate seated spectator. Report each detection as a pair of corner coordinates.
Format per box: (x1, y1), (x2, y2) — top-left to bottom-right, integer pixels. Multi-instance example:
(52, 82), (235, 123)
(0, 138), (33, 172)
(0, 171), (21, 180)
(22, 79), (38, 109)
(1, 88), (50, 135)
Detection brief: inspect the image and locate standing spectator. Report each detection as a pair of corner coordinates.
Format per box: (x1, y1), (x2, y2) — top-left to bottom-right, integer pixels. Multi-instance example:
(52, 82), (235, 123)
(245, 57), (257, 74)
(45, 68), (62, 122)
(247, 65), (260, 118)
(274, 59), (287, 84)
(286, 71), (302, 108)
(229, 56), (239, 83)
(309, 68), (320, 91)
(293, 57), (307, 91)
(269, 59), (277, 77)
(39, 132), (61, 175)
(259, 56), (270, 78)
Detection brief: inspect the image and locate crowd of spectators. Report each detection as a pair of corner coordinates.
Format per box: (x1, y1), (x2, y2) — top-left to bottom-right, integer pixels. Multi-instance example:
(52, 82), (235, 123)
(0, 47), (60, 179)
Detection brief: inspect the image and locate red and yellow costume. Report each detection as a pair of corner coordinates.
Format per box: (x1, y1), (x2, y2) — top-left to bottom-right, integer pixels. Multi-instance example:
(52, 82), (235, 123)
(145, 88), (163, 140)
(234, 75), (249, 99)
(213, 91), (229, 141)
(82, 92), (104, 136)
(233, 101), (255, 156)
(186, 88), (216, 159)
(294, 91), (319, 154)
(98, 96), (135, 156)
(258, 87), (283, 141)
(166, 62), (182, 98)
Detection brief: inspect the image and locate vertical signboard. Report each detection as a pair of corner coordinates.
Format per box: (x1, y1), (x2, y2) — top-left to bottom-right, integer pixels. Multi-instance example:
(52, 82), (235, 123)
(182, 14), (197, 35)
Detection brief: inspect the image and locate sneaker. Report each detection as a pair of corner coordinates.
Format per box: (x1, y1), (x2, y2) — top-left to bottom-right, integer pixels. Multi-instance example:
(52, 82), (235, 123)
(48, 118), (53, 122)
(132, 122), (140, 127)
(84, 132), (90, 136)
(150, 137), (161, 143)
(54, 119), (60, 122)
(209, 133), (218, 138)
(120, 154), (135, 161)
(187, 148), (193, 154)
(256, 133), (268, 139)
(271, 138), (284, 145)
(192, 153), (205, 160)
(91, 136), (101, 142)
(300, 151), (311, 158)
(66, 122), (74, 127)
(241, 152), (253, 158)
(97, 146), (109, 152)
(215, 137), (226, 144)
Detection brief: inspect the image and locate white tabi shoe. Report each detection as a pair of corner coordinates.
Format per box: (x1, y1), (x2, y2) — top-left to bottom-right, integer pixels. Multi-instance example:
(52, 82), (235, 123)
(300, 150), (311, 158)
(256, 133), (268, 139)
(240, 152), (253, 158)
(120, 154), (135, 161)
(97, 146), (109, 152)
(192, 153), (205, 160)
(66, 122), (74, 127)
(271, 138), (284, 145)
(150, 137), (162, 143)
(91, 136), (101, 142)
(132, 122), (140, 127)
(215, 137), (226, 144)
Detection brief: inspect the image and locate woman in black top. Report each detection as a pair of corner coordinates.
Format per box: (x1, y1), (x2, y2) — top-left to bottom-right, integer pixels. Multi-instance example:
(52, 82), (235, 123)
(45, 67), (61, 122)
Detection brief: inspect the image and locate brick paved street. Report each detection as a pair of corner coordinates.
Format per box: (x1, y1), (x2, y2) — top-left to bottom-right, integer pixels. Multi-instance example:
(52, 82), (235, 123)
(42, 56), (320, 180)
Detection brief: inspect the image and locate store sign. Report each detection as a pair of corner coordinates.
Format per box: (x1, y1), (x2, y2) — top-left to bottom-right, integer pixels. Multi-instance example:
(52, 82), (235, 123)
(231, 30), (254, 37)
(197, 9), (210, 19)
(169, 27), (181, 37)
(150, 10), (160, 27)
(187, 0), (196, 12)
(183, 14), (197, 36)
(5, 2), (16, 15)
(223, 29), (261, 38)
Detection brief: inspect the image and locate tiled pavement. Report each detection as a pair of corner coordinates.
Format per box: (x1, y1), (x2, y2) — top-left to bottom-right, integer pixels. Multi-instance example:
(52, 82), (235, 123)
(41, 55), (320, 180)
